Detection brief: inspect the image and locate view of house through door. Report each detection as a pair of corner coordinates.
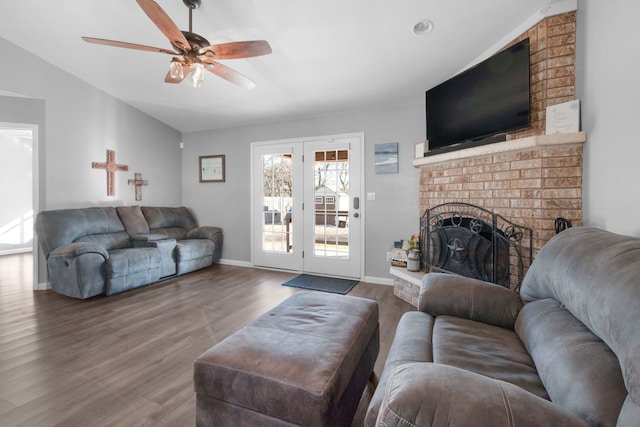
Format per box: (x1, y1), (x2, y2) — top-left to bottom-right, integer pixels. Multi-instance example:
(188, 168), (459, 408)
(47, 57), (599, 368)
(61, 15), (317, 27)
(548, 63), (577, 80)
(251, 133), (363, 279)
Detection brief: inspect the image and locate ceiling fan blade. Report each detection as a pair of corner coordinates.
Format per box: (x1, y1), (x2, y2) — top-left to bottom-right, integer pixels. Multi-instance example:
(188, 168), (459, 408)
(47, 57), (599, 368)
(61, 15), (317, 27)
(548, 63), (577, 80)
(136, 0), (191, 52)
(82, 37), (179, 55)
(199, 40), (272, 60)
(203, 61), (256, 89)
(164, 66), (188, 84)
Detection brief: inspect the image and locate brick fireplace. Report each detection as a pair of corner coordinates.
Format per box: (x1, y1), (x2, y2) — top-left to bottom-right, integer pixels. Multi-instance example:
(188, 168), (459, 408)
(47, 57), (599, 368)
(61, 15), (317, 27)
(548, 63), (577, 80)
(418, 10), (584, 258)
(417, 134), (585, 257)
(392, 9), (585, 305)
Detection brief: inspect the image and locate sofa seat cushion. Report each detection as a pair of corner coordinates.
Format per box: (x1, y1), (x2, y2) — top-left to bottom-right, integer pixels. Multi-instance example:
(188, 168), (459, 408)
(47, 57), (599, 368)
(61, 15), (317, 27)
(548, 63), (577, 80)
(106, 248), (161, 277)
(516, 299), (627, 427)
(105, 248), (161, 295)
(433, 315), (548, 399)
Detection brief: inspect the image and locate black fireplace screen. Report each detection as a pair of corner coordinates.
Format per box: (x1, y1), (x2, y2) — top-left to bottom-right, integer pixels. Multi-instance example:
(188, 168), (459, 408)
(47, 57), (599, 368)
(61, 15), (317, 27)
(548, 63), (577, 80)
(420, 202), (533, 291)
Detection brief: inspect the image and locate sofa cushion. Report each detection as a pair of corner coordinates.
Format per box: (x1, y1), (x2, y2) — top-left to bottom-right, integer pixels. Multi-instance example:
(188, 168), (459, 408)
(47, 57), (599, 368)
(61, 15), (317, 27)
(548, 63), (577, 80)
(377, 363), (589, 427)
(75, 231), (131, 251)
(176, 239), (214, 261)
(520, 227), (640, 407)
(516, 298), (627, 427)
(106, 248), (161, 278)
(35, 207), (126, 257)
(116, 205), (150, 235)
(433, 315), (548, 399)
(142, 206), (198, 231)
(364, 311), (434, 427)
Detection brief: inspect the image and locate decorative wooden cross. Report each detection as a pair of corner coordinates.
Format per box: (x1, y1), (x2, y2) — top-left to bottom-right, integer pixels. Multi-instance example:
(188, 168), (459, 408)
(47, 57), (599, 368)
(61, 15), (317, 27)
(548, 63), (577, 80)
(128, 173), (148, 201)
(92, 150), (129, 196)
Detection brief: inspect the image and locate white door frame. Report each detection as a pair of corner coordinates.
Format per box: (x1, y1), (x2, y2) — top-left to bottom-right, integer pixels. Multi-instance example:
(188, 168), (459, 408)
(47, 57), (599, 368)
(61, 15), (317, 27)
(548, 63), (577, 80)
(0, 122), (39, 290)
(250, 132), (365, 279)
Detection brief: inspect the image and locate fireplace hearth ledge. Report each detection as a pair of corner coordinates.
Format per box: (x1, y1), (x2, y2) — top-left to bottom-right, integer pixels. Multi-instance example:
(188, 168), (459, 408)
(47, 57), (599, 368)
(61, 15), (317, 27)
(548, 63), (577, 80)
(390, 266), (424, 307)
(413, 131), (586, 167)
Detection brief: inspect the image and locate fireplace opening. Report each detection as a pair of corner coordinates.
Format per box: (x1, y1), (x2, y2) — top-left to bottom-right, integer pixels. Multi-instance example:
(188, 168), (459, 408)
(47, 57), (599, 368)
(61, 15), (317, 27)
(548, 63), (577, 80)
(420, 203), (533, 291)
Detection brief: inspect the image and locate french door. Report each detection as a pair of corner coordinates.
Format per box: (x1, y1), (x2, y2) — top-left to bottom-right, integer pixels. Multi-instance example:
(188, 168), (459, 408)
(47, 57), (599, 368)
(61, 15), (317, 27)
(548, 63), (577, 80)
(251, 133), (363, 279)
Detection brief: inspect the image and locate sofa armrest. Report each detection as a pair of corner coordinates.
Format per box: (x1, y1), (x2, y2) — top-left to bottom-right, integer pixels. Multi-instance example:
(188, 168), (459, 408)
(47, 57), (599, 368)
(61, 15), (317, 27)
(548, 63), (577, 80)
(418, 273), (522, 329)
(49, 242), (108, 259)
(187, 226), (222, 240)
(376, 363), (588, 427)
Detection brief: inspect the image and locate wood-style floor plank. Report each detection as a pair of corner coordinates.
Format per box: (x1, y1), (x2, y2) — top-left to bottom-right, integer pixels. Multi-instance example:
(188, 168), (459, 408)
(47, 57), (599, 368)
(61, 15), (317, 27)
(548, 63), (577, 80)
(0, 253), (413, 426)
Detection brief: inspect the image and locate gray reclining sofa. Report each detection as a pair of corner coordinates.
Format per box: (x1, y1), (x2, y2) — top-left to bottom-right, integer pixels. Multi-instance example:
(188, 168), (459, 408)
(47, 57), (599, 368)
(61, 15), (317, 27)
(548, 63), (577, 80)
(366, 227), (640, 427)
(35, 206), (223, 299)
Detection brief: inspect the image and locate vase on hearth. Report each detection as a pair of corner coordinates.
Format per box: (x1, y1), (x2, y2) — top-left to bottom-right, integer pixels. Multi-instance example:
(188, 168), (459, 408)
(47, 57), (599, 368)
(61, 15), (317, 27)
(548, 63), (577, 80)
(407, 249), (420, 272)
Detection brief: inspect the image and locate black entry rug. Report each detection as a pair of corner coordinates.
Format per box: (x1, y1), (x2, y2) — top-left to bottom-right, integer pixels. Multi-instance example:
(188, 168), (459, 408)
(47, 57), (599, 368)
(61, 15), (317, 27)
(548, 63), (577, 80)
(282, 274), (359, 295)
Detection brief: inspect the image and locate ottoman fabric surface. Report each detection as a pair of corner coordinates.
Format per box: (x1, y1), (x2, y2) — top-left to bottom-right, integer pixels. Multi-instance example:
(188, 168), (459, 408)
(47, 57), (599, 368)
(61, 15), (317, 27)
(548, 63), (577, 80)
(194, 291), (380, 427)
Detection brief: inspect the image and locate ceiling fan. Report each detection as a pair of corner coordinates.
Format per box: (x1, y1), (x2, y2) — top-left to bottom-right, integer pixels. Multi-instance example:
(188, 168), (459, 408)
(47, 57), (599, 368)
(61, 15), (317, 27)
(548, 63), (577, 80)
(82, 0), (271, 89)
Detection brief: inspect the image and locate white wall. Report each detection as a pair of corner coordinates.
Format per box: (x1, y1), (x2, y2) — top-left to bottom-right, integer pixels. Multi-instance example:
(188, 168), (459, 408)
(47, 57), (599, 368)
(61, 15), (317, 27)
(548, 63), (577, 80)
(577, 0), (640, 236)
(182, 105), (424, 281)
(0, 37), (183, 210)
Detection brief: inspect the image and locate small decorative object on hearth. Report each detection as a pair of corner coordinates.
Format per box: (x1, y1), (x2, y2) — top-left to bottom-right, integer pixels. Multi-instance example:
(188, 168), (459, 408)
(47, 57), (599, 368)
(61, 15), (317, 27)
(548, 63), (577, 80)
(407, 249), (420, 272)
(387, 245), (407, 267)
(404, 235), (420, 271)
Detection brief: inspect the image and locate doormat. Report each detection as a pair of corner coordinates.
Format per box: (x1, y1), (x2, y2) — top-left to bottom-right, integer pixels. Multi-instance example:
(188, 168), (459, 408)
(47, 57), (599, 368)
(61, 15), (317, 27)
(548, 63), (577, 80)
(282, 274), (359, 295)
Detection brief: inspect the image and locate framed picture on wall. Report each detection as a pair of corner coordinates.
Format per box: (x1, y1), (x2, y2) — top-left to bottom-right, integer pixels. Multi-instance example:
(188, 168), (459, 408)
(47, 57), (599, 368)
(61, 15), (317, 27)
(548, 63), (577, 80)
(199, 155), (225, 183)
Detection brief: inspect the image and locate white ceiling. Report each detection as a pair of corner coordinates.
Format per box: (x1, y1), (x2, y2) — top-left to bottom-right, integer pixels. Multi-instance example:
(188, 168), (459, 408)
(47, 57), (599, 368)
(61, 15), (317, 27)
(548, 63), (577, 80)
(0, 0), (562, 133)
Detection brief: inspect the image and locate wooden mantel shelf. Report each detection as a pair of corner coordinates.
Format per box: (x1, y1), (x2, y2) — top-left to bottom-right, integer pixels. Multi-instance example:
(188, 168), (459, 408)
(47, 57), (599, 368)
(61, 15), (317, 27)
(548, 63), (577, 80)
(413, 132), (587, 167)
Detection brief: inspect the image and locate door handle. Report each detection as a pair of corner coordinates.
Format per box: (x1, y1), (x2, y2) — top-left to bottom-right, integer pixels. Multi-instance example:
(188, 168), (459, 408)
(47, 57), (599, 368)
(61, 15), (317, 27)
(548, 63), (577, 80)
(353, 197), (359, 210)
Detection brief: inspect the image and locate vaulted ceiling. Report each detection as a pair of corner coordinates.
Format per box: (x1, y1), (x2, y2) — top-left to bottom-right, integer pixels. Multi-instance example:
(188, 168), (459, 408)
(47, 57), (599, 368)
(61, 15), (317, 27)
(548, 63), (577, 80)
(0, 0), (561, 132)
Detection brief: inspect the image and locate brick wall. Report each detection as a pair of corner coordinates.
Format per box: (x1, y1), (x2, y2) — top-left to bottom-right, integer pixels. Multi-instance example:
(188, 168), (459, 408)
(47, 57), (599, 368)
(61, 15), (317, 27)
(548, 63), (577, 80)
(511, 11), (577, 139)
(419, 11), (581, 257)
(419, 144), (583, 255)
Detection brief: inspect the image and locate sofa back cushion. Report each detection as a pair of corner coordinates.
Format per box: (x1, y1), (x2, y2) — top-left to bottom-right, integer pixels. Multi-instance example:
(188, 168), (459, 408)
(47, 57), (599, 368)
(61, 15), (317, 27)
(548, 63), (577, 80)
(141, 206), (198, 232)
(516, 299), (626, 426)
(116, 205), (150, 236)
(520, 227), (640, 413)
(36, 207), (127, 257)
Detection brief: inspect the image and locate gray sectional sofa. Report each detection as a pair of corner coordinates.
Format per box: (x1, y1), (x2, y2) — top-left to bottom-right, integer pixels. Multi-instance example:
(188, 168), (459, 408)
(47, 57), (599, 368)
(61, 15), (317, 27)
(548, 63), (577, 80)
(35, 206), (223, 299)
(366, 227), (640, 427)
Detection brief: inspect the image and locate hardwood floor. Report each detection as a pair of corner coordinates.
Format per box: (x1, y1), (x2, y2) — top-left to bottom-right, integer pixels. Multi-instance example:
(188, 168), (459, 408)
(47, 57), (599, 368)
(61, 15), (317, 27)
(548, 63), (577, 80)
(0, 253), (413, 426)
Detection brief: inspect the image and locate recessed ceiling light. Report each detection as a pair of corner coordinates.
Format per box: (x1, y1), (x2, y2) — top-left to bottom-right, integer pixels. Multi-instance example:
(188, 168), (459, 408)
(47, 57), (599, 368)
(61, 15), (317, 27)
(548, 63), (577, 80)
(413, 19), (434, 35)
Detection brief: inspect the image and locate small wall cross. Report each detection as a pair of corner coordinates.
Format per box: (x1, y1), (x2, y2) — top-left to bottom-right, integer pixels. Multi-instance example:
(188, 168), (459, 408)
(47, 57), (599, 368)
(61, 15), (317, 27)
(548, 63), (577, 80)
(92, 150), (129, 196)
(128, 173), (148, 201)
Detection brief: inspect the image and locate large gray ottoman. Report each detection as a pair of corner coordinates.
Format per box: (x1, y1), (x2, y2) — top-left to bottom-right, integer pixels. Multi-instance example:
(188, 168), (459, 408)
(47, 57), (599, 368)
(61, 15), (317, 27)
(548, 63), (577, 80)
(194, 291), (380, 427)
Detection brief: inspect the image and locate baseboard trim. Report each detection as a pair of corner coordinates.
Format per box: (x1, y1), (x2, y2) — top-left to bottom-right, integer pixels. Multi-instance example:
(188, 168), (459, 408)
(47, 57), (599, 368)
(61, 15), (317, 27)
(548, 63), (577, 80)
(35, 281), (50, 291)
(363, 276), (394, 286)
(217, 258), (252, 268)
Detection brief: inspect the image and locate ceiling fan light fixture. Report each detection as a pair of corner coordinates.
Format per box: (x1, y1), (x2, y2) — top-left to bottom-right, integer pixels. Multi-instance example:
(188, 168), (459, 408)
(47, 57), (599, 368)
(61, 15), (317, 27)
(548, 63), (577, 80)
(170, 60), (184, 79)
(413, 19), (434, 35)
(190, 63), (205, 88)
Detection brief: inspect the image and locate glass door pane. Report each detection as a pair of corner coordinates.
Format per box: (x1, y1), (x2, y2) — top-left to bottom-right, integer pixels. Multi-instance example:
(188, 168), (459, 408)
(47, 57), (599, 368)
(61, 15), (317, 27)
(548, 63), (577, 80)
(261, 153), (293, 254)
(313, 149), (349, 258)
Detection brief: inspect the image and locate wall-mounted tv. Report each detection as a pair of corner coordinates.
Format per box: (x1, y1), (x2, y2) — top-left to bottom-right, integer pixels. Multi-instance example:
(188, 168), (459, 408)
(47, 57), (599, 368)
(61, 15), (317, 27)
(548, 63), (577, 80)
(426, 38), (530, 154)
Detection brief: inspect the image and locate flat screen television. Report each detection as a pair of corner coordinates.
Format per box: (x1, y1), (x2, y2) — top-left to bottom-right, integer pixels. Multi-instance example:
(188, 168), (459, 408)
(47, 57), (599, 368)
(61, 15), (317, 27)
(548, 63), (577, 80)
(426, 38), (530, 153)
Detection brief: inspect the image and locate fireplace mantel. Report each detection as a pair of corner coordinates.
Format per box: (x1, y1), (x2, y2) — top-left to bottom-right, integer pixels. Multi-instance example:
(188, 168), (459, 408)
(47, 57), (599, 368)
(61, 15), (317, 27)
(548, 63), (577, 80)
(413, 132), (587, 167)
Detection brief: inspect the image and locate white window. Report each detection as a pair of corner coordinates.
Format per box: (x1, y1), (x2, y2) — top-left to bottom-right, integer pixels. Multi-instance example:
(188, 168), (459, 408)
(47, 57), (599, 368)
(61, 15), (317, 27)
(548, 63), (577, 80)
(325, 196), (335, 205)
(314, 196), (323, 204)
